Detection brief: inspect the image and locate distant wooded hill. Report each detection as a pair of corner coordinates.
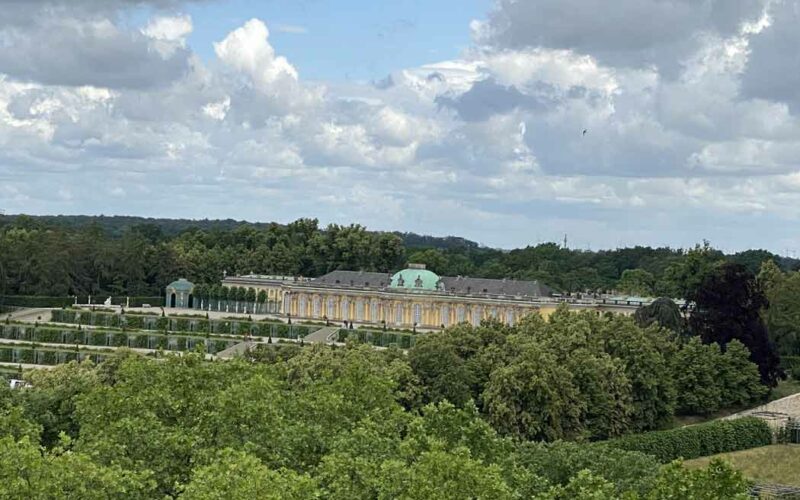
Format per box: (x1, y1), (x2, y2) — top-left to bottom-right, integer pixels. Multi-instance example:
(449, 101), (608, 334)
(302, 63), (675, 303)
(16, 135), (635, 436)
(0, 214), (796, 298)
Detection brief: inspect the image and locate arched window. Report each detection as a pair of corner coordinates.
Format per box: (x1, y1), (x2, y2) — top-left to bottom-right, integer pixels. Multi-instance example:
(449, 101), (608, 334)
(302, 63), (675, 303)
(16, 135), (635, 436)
(370, 301), (379, 321)
(395, 304), (403, 325)
(506, 309), (515, 325)
(441, 305), (450, 327)
(341, 298), (350, 320)
(299, 296), (307, 316)
(413, 304), (422, 325)
(313, 297), (321, 318)
(327, 297), (335, 318)
(356, 299), (364, 321)
(456, 305), (466, 323)
(471, 306), (482, 326)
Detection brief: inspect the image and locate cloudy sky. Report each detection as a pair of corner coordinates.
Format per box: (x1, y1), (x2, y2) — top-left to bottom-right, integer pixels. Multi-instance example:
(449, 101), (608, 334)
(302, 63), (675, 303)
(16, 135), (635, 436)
(1, 0), (799, 253)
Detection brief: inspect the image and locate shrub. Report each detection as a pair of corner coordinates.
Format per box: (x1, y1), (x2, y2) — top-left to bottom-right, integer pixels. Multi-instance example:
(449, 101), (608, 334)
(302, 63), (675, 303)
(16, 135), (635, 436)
(124, 315), (144, 330)
(89, 331), (107, 346)
(155, 317), (169, 331)
(782, 356), (800, 380)
(42, 350), (57, 365)
(19, 349), (34, 363)
(33, 328), (61, 343)
(274, 324), (289, 338)
(605, 417), (772, 462)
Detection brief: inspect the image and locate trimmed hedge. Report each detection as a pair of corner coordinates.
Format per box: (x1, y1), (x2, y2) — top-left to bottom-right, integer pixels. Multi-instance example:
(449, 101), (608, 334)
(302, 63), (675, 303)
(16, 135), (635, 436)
(605, 417), (773, 462)
(337, 329), (416, 348)
(1, 295), (75, 308)
(51, 310), (311, 339)
(0, 296), (161, 308)
(0, 324), (237, 355)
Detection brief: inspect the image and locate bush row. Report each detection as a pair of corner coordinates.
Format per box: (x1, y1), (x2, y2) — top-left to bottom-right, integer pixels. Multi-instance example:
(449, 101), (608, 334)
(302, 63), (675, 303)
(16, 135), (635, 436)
(605, 417), (773, 462)
(1, 295), (75, 308)
(0, 346), (108, 365)
(0, 325), (236, 354)
(337, 329), (416, 349)
(51, 310), (311, 338)
(0, 296), (162, 308)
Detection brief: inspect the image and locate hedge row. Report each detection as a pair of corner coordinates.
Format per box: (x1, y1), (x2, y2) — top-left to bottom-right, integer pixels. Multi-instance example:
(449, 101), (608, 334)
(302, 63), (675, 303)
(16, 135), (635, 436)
(51, 310), (311, 339)
(1, 295), (75, 308)
(337, 329), (416, 348)
(605, 417), (773, 462)
(0, 325), (236, 354)
(0, 347), (107, 365)
(0, 296), (162, 308)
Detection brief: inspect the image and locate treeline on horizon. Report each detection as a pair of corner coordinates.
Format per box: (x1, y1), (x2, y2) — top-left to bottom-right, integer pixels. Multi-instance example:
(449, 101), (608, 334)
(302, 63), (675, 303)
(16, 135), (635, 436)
(0, 214), (796, 299)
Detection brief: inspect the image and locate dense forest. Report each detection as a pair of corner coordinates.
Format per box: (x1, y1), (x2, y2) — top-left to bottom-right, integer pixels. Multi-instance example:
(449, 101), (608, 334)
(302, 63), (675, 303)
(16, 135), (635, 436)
(0, 308), (772, 498)
(0, 214), (796, 298)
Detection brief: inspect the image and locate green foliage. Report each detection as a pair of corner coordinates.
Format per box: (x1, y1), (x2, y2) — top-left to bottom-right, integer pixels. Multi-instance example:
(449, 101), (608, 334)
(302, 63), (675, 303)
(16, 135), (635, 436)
(689, 262), (783, 386)
(1, 215), (794, 300)
(0, 295), (74, 307)
(645, 459), (750, 499)
(617, 268), (655, 296)
(180, 449), (319, 499)
(19, 361), (101, 447)
(660, 242), (724, 299)
(0, 337), (757, 499)
(672, 338), (766, 415)
(781, 356), (800, 379)
(634, 297), (683, 333)
(606, 417), (773, 463)
(513, 441), (660, 496)
(763, 268), (800, 356)
(484, 341), (583, 441)
(0, 436), (155, 499)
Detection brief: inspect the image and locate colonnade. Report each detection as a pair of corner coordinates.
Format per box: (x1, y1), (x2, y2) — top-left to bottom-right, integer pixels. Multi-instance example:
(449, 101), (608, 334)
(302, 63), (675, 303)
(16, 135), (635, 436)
(282, 291), (531, 328)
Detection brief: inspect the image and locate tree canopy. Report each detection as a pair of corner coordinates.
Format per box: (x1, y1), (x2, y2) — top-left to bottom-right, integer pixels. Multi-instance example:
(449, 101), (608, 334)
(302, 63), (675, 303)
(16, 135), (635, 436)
(1, 214), (796, 298)
(0, 308), (767, 498)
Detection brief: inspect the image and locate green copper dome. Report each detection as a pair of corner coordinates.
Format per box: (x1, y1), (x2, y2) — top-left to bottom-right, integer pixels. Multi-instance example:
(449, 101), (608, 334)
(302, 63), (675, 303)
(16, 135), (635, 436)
(390, 268), (441, 291)
(166, 278), (195, 292)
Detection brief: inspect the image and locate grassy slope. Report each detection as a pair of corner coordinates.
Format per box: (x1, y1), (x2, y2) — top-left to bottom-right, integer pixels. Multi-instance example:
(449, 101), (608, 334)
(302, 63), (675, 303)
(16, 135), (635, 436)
(670, 378), (800, 429)
(769, 378), (800, 402)
(684, 445), (800, 486)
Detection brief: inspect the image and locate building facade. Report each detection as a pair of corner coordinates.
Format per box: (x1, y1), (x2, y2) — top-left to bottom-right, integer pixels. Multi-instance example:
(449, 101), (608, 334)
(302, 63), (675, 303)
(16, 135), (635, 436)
(218, 264), (648, 330)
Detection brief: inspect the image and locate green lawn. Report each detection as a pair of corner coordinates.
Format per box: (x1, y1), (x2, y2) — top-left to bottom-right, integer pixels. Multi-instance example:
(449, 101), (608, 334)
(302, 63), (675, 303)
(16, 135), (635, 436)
(684, 445), (800, 486)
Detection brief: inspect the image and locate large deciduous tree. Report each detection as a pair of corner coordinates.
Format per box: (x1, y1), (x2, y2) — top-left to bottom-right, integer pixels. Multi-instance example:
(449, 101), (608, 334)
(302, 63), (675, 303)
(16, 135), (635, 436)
(688, 262), (783, 386)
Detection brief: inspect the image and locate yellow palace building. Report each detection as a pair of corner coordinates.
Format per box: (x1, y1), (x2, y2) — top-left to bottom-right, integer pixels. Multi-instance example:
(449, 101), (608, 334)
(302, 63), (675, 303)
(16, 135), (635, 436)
(219, 263), (647, 330)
